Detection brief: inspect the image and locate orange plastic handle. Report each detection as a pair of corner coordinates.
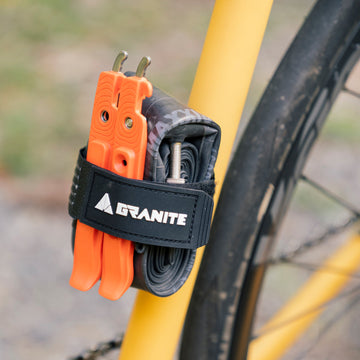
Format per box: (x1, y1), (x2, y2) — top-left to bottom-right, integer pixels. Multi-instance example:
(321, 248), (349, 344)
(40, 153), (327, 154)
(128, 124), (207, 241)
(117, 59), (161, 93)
(99, 75), (152, 300)
(70, 68), (152, 301)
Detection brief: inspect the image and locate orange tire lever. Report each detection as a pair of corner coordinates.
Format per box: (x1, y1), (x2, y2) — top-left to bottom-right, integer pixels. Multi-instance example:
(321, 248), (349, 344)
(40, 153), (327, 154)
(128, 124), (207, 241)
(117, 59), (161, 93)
(69, 52), (153, 300)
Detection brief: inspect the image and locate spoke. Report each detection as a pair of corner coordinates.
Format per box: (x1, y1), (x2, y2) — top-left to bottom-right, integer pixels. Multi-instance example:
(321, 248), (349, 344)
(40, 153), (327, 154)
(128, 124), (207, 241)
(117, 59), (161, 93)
(293, 290), (360, 360)
(300, 174), (360, 216)
(274, 259), (360, 280)
(268, 215), (359, 263)
(252, 283), (360, 340)
(343, 86), (360, 99)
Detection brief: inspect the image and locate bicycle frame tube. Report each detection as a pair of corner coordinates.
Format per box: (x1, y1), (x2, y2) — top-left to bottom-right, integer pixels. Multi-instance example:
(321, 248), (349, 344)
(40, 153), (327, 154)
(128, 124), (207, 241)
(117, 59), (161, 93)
(119, 1), (273, 359)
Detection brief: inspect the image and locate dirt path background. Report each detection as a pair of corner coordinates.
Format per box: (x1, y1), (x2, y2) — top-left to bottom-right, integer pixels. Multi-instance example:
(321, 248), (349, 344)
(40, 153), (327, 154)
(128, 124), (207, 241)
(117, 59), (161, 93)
(0, 183), (137, 359)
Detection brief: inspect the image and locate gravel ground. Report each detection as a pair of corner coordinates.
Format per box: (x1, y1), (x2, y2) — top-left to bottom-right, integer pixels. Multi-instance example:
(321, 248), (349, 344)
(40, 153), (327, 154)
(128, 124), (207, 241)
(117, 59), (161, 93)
(0, 183), (136, 360)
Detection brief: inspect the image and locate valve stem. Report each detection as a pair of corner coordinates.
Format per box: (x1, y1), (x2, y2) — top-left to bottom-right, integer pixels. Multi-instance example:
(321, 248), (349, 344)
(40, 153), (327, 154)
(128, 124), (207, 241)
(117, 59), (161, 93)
(167, 142), (185, 184)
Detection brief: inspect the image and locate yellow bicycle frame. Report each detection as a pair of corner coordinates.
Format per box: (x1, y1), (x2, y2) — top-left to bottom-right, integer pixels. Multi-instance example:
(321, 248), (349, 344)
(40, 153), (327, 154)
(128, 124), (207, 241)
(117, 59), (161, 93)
(114, 0), (360, 360)
(119, 0), (274, 359)
(116, 1), (360, 359)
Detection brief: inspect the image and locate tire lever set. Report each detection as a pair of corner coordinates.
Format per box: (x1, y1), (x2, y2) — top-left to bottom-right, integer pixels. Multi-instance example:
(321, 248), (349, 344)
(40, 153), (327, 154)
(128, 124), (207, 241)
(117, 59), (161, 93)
(69, 51), (221, 300)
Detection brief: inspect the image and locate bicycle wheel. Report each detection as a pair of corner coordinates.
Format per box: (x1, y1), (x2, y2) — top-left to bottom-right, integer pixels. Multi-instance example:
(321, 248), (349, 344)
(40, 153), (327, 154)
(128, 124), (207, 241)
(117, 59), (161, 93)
(180, 0), (360, 359)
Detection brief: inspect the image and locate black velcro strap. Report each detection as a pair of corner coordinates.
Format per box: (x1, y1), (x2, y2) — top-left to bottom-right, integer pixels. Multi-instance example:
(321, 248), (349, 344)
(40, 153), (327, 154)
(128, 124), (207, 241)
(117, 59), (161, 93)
(69, 148), (213, 249)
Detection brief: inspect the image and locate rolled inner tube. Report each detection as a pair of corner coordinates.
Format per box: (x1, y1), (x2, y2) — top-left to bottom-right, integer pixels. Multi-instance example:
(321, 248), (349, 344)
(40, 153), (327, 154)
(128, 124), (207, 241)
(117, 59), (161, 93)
(131, 86), (220, 296)
(132, 244), (196, 297)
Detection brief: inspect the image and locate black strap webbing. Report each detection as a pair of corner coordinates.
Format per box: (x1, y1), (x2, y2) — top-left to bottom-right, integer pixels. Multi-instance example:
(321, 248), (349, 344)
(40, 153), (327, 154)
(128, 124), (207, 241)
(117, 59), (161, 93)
(69, 148), (213, 249)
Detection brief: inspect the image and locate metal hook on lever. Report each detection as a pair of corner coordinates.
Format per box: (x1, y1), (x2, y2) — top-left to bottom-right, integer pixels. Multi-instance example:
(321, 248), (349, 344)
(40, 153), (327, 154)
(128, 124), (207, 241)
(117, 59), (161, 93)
(136, 56), (151, 78)
(112, 50), (129, 72)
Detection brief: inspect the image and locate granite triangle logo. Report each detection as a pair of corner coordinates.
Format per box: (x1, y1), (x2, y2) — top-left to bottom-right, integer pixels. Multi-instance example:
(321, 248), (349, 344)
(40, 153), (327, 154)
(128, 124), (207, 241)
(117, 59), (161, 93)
(94, 193), (188, 226)
(95, 193), (113, 215)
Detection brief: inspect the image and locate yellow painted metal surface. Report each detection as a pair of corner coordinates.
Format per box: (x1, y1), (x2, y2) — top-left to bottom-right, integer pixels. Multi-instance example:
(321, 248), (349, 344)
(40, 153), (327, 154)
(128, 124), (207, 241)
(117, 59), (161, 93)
(119, 0), (273, 359)
(249, 234), (360, 360)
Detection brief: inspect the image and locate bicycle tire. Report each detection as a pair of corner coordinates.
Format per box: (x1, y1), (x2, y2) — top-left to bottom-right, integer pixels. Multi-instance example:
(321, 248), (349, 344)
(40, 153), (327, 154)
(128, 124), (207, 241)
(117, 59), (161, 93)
(180, 0), (360, 359)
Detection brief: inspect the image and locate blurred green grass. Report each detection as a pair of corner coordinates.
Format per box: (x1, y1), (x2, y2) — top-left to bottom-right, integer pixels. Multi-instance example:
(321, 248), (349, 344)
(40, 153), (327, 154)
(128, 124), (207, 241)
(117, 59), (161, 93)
(1, 0), (358, 181)
(323, 108), (360, 143)
(0, 0), (212, 177)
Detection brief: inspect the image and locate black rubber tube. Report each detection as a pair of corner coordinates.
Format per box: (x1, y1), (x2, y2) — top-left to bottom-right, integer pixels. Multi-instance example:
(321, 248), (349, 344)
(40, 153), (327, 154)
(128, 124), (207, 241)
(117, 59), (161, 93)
(132, 85), (220, 296)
